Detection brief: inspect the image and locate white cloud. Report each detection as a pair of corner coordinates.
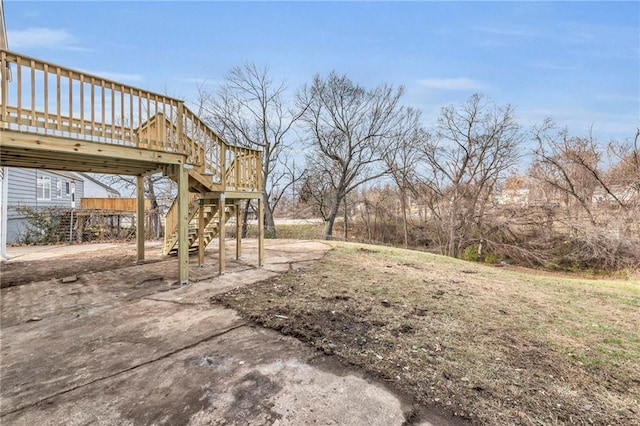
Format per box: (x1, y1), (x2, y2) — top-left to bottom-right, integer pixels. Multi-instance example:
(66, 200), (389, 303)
(7, 27), (89, 51)
(417, 77), (485, 91)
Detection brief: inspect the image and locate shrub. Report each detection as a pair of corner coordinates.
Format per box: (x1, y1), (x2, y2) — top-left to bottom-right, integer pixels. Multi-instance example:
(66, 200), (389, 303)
(462, 245), (480, 262)
(14, 206), (69, 245)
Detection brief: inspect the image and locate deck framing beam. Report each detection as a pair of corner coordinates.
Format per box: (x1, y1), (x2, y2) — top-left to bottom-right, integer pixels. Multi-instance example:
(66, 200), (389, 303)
(199, 191), (262, 200)
(0, 129), (184, 167)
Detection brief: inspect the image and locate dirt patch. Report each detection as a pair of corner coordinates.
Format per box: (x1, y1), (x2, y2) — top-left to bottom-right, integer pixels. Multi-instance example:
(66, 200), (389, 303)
(215, 242), (640, 425)
(1, 243), (166, 288)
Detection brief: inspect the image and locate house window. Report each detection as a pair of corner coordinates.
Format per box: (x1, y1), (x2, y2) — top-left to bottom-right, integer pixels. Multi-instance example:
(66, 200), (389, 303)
(65, 181), (70, 196)
(56, 180), (63, 198)
(37, 176), (51, 200)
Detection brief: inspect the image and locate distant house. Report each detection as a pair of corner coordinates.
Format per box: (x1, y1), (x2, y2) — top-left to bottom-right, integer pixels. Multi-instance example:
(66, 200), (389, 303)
(78, 173), (120, 198)
(3, 168), (118, 243)
(494, 187), (531, 207)
(592, 185), (638, 207)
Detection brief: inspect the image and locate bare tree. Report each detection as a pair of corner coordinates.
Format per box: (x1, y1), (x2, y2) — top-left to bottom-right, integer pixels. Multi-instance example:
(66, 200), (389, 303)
(298, 156), (335, 222)
(383, 107), (426, 247)
(198, 63), (304, 237)
(521, 124), (640, 270)
(531, 120), (604, 227)
(419, 94), (522, 257)
(606, 127), (640, 208)
(296, 72), (405, 239)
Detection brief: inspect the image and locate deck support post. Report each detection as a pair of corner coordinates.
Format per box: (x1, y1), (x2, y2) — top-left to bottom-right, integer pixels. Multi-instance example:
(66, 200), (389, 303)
(198, 199), (205, 266)
(177, 164), (189, 285)
(218, 194), (226, 275)
(258, 196), (264, 267)
(235, 200), (242, 260)
(136, 175), (145, 263)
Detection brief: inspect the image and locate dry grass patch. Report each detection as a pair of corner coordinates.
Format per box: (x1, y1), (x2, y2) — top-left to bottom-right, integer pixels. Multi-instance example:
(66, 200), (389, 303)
(214, 242), (640, 425)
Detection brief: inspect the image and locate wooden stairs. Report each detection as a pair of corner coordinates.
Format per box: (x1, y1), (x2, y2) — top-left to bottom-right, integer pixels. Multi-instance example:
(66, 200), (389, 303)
(161, 149), (262, 255)
(127, 112), (262, 256)
(163, 193), (236, 255)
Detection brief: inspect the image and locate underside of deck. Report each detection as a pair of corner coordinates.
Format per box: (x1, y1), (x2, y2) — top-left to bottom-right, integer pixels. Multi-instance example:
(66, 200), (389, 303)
(0, 128), (183, 175)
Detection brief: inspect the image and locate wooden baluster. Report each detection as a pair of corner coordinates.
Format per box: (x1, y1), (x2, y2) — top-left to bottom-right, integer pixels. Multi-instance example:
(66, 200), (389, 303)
(90, 77), (95, 138)
(137, 89), (142, 148)
(56, 66), (61, 132)
(221, 141), (227, 189)
(100, 80), (105, 138)
(120, 84), (125, 143)
(110, 82), (115, 141)
(129, 86), (134, 141)
(162, 97), (167, 151)
(30, 60), (35, 127)
(79, 74), (85, 135)
(16, 56), (22, 124)
(44, 64), (49, 131)
(146, 95), (151, 148)
(235, 146), (240, 191)
(0, 51), (6, 123)
(68, 71), (73, 135)
(152, 94), (158, 149)
(176, 102), (184, 156)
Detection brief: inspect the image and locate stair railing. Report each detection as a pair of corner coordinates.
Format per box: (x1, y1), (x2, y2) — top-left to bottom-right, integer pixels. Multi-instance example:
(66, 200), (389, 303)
(163, 192), (200, 251)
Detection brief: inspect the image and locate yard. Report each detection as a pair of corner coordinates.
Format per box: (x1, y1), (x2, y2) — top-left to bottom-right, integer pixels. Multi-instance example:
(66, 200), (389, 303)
(214, 242), (640, 425)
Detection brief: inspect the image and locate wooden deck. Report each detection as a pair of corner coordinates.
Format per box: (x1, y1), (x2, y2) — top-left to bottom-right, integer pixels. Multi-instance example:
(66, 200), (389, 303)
(0, 49), (264, 283)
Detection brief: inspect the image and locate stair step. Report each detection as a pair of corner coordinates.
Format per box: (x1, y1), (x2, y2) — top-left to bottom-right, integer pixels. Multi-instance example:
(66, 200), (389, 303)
(163, 192), (241, 254)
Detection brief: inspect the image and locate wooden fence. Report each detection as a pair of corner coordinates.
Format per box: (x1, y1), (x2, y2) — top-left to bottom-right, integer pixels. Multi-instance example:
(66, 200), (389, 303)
(80, 198), (151, 211)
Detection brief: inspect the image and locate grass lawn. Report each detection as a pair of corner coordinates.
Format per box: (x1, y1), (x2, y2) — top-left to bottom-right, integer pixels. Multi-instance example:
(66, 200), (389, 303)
(214, 242), (640, 425)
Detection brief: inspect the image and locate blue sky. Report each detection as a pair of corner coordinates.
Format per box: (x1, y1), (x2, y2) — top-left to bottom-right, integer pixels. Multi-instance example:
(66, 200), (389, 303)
(4, 1), (639, 143)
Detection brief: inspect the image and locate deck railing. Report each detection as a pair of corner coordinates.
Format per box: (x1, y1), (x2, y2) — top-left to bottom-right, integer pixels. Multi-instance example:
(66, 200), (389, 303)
(0, 49), (261, 192)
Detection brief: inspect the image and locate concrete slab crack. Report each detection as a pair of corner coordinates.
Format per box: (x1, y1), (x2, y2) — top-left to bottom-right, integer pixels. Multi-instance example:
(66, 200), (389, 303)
(142, 297), (201, 306)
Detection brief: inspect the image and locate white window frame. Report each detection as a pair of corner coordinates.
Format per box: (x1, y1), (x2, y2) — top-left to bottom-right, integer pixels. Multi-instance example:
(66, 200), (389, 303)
(37, 176), (51, 200)
(56, 180), (63, 198)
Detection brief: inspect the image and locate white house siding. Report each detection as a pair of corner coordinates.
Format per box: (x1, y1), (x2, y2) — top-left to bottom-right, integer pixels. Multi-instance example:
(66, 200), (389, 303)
(6, 168), (84, 243)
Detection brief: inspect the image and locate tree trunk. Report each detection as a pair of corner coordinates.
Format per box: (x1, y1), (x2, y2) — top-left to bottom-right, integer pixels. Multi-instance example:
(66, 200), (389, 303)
(343, 197), (348, 241)
(400, 189), (409, 248)
(145, 176), (161, 239)
(362, 192), (371, 241)
(241, 199), (251, 238)
(322, 196), (342, 240)
(263, 193), (276, 237)
(448, 209), (457, 257)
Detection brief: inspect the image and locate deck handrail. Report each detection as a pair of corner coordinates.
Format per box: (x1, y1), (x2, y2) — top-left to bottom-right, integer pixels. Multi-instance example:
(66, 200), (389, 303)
(0, 49), (262, 192)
